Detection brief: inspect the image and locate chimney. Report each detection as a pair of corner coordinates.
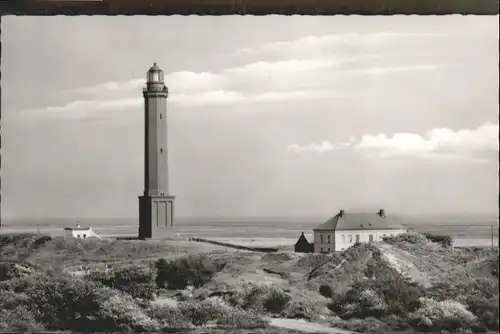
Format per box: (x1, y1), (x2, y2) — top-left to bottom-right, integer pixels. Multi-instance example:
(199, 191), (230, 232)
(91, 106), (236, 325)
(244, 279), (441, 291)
(339, 210), (345, 218)
(378, 209), (386, 218)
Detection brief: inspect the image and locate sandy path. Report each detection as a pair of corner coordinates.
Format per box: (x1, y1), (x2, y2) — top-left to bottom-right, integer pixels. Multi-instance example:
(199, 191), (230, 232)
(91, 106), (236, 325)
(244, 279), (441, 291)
(268, 318), (357, 334)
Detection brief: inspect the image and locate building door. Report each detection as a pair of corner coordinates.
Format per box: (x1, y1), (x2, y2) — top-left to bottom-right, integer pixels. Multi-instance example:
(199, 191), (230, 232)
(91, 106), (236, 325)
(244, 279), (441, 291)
(369, 234), (374, 242)
(355, 235), (360, 243)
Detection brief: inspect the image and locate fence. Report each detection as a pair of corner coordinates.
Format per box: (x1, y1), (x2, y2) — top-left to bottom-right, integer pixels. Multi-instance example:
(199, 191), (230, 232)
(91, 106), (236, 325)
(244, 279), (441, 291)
(189, 237), (279, 253)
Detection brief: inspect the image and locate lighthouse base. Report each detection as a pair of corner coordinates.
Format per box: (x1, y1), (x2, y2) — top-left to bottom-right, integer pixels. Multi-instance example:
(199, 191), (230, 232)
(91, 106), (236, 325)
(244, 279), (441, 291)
(138, 195), (175, 239)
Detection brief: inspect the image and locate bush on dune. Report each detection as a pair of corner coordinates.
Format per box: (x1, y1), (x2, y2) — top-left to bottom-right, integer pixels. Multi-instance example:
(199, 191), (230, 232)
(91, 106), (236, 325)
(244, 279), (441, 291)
(217, 307), (268, 329)
(228, 284), (291, 315)
(178, 299), (223, 326)
(423, 233), (454, 247)
(326, 242), (499, 332)
(86, 265), (156, 300)
(262, 287), (291, 314)
(155, 255), (226, 290)
(177, 298), (269, 329)
(280, 299), (318, 321)
(382, 232), (430, 245)
(328, 251), (426, 327)
(319, 284), (333, 298)
(408, 297), (477, 332)
(0, 305), (43, 332)
(147, 304), (192, 329)
(92, 289), (160, 333)
(22, 275), (103, 330)
(1, 273), (159, 333)
(427, 277), (499, 331)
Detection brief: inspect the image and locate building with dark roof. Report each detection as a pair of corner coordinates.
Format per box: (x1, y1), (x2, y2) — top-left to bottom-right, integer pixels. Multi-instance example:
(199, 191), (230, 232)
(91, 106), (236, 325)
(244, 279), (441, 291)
(294, 232), (314, 253)
(313, 209), (406, 253)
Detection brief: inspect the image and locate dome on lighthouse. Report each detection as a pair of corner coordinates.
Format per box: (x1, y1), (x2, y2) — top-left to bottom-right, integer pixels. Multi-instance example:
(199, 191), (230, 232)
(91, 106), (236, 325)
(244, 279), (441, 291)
(147, 62), (164, 84)
(149, 62), (162, 72)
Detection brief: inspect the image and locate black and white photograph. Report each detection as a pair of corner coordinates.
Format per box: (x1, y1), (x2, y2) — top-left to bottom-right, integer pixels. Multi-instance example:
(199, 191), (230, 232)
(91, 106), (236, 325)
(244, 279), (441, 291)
(1, 15), (499, 333)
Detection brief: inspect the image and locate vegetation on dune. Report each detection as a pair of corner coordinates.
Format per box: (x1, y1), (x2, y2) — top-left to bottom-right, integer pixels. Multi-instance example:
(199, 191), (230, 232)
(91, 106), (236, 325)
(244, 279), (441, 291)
(155, 255), (227, 290)
(85, 265), (157, 300)
(321, 234), (499, 333)
(0, 231), (499, 333)
(0, 233), (186, 268)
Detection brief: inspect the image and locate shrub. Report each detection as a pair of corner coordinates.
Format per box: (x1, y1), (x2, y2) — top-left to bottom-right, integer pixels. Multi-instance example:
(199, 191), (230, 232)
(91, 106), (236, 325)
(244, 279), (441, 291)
(466, 296), (499, 331)
(23, 274), (102, 330)
(281, 300), (317, 321)
(423, 233), (453, 247)
(408, 297), (477, 332)
(147, 304), (192, 329)
(319, 284), (333, 298)
(0, 263), (11, 281)
(262, 287), (291, 314)
(155, 255), (226, 290)
(178, 299), (223, 326)
(86, 265), (156, 300)
(93, 289), (160, 332)
(216, 307), (269, 329)
(329, 287), (388, 319)
(0, 305), (43, 332)
(329, 256), (425, 320)
(382, 232), (430, 245)
(330, 316), (394, 333)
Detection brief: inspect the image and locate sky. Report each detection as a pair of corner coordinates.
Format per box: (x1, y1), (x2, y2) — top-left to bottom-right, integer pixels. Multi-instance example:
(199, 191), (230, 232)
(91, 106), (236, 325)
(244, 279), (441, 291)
(1, 15), (498, 219)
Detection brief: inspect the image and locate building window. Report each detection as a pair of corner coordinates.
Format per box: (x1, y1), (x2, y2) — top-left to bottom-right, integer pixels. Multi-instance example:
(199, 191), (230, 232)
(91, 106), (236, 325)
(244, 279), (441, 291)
(369, 235), (373, 242)
(320, 248), (324, 253)
(342, 235), (345, 243)
(348, 235), (352, 243)
(83, 234), (87, 239)
(327, 248), (330, 252)
(327, 235), (331, 243)
(320, 235), (323, 243)
(77, 234), (81, 238)
(355, 235), (360, 243)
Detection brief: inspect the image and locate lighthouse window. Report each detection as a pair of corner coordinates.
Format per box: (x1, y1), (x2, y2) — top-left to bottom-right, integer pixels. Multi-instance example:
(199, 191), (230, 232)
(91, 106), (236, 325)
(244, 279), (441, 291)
(160, 148), (163, 154)
(160, 114), (163, 119)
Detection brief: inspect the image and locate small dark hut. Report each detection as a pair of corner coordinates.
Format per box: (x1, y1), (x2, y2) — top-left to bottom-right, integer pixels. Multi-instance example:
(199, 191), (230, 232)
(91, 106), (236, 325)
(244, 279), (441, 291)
(294, 232), (314, 253)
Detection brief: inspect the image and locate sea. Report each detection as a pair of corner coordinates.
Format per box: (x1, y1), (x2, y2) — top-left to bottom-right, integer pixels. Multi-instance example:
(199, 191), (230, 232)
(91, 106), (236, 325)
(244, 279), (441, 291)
(1, 215), (498, 248)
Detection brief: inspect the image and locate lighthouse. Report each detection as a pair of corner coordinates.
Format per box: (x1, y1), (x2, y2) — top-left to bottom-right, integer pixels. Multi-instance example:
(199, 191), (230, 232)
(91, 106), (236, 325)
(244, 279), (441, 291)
(138, 63), (175, 239)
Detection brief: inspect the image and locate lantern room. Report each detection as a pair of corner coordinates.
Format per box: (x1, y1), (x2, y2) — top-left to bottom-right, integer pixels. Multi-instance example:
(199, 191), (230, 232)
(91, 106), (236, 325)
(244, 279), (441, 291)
(147, 62), (164, 84)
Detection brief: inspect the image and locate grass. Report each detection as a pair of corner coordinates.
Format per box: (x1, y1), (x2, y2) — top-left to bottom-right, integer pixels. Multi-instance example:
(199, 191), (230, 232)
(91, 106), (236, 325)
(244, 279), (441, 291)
(1, 231), (499, 333)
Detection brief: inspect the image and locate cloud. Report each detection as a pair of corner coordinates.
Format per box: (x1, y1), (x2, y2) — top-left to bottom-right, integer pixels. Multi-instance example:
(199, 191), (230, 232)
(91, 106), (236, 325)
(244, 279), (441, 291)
(351, 65), (439, 75)
(14, 52), (443, 120)
(230, 32), (449, 57)
(288, 122), (499, 163)
(287, 141), (335, 154)
(287, 137), (356, 153)
(17, 89), (343, 120)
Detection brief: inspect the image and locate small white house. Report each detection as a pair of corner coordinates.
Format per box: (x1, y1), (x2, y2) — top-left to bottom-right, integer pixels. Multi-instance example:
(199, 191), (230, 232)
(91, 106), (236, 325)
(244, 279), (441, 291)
(63, 224), (101, 240)
(313, 209), (406, 253)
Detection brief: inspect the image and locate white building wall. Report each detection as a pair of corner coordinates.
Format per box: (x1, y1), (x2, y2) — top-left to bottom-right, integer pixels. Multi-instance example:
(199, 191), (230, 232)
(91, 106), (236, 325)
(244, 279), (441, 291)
(334, 228), (407, 251)
(68, 228), (102, 240)
(313, 230), (336, 253)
